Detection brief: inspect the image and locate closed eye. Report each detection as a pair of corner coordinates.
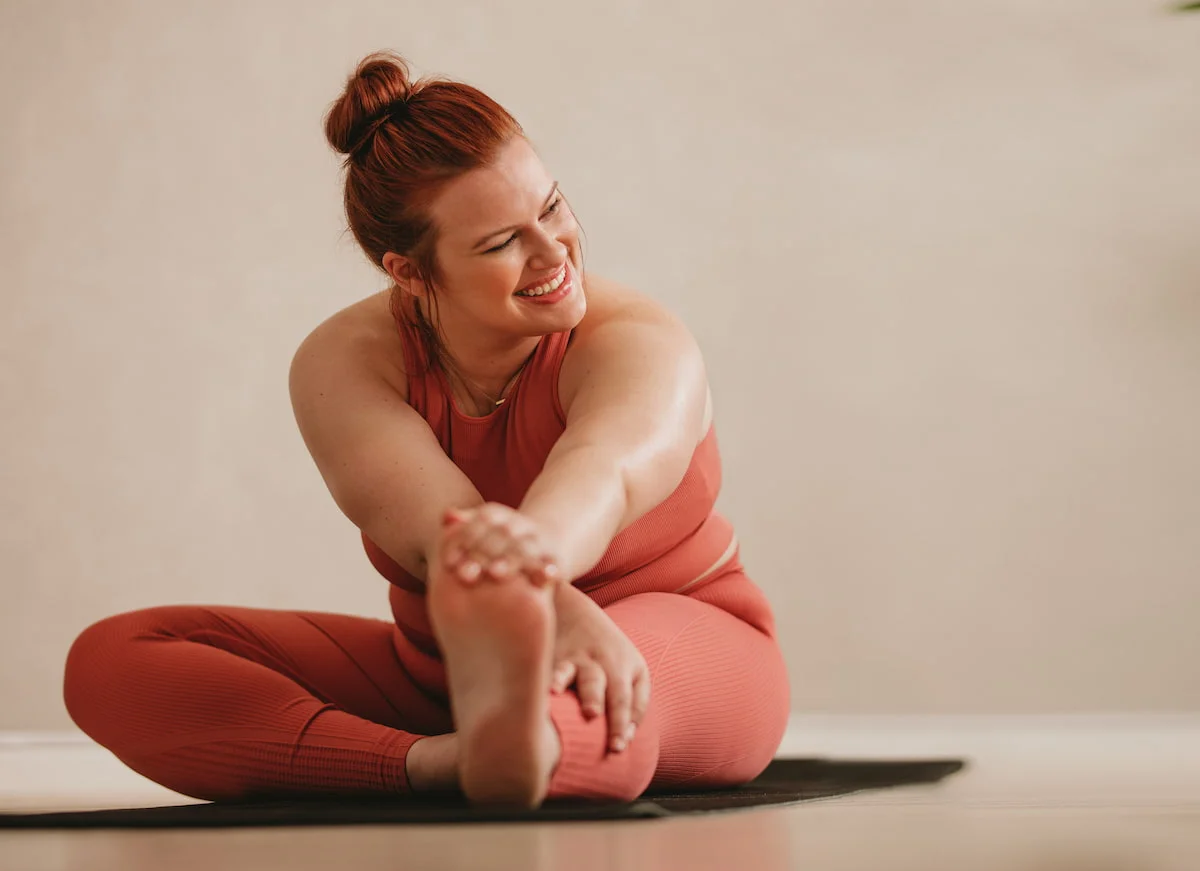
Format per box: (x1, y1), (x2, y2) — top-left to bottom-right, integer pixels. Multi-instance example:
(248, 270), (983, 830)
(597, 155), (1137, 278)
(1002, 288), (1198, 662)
(486, 197), (564, 253)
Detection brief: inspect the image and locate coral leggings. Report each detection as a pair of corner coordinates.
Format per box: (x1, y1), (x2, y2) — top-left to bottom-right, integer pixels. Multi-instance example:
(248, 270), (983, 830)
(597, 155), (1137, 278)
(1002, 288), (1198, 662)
(63, 571), (789, 802)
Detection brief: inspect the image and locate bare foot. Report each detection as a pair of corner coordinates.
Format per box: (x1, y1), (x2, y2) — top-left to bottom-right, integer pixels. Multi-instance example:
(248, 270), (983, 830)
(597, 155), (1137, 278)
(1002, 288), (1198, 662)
(427, 569), (561, 807)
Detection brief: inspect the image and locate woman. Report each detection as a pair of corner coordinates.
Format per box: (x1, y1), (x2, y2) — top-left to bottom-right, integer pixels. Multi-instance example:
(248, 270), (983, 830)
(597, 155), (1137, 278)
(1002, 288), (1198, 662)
(63, 51), (789, 808)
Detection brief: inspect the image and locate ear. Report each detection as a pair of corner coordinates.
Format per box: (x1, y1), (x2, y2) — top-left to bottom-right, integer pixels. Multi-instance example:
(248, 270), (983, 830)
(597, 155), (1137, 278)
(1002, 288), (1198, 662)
(382, 252), (427, 299)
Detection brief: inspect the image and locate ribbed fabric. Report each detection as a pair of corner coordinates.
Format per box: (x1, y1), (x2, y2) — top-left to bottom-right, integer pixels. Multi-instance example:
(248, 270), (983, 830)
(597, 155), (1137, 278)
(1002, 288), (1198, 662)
(62, 310), (790, 803)
(546, 573), (789, 800)
(363, 316), (744, 691)
(63, 606), (440, 801)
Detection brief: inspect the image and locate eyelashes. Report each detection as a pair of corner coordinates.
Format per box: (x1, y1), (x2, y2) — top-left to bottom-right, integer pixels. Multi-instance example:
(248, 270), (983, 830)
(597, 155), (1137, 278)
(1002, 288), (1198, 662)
(487, 197), (564, 253)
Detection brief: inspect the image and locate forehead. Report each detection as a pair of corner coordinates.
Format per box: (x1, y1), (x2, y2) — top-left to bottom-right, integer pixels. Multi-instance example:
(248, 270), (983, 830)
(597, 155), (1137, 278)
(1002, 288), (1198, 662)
(430, 137), (552, 237)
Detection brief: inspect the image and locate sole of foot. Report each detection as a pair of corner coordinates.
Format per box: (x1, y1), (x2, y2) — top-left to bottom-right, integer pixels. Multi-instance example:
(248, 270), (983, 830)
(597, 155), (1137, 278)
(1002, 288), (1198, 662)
(428, 569), (560, 808)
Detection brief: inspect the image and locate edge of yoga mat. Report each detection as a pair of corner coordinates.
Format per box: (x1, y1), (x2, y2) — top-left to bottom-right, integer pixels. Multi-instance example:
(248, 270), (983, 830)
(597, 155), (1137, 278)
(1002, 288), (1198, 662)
(0, 758), (966, 829)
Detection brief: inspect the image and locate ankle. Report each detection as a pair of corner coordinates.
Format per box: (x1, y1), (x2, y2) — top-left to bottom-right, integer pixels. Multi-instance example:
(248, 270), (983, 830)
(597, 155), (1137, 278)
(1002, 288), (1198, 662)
(405, 733), (460, 794)
(544, 717), (562, 777)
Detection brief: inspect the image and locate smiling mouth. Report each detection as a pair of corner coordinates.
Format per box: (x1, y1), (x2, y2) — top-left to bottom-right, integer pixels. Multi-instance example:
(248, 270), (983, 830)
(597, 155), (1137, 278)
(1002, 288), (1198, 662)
(514, 264), (567, 297)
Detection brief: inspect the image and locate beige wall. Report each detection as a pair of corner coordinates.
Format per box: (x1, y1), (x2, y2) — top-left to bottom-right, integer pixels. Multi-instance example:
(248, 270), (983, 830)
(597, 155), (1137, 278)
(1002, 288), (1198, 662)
(2, 0), (1198, 731)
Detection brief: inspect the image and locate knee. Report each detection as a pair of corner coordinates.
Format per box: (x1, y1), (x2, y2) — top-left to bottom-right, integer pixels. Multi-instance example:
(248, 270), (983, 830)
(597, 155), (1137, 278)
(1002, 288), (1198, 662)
(62, 609), (153, 738)
(547, 695), (660, 803)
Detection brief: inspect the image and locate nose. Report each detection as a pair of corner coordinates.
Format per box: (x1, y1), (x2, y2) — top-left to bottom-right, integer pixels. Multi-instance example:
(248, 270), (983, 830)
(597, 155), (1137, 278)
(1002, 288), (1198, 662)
(526, 224), (569, 269)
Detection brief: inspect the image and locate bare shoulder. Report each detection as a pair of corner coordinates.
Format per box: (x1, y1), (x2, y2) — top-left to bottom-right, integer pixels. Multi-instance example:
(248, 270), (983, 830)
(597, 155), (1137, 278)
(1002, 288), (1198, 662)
(289, 289), (408, 403)
(562, 273), (711, 429)
(573, 272), (683, 334)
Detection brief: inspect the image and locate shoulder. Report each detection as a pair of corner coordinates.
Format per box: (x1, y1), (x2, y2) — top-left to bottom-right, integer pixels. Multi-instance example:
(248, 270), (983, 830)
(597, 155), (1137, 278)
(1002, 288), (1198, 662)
(571, 272), (684, 334)
(559, 273), (705, 407)
(289, 289), (409, 405)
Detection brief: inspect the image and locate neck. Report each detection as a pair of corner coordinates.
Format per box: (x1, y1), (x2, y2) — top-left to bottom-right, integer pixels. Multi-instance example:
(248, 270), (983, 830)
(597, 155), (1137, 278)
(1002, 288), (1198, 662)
(407, 295), (539, 404)
(444, 341), (537, 405)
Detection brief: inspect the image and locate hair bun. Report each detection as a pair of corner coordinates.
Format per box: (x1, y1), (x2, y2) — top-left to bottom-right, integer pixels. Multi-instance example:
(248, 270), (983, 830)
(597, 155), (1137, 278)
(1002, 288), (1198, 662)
(325, 51), (414, 155)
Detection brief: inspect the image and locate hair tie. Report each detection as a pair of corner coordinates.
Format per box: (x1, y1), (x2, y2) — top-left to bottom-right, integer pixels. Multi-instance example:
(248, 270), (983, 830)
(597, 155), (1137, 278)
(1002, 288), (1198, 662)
(348, 99), (411, 158)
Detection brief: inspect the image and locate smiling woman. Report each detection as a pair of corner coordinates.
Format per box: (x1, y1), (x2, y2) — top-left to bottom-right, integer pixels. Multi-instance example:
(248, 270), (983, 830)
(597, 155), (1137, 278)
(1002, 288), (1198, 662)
(61, 50), (790, 809)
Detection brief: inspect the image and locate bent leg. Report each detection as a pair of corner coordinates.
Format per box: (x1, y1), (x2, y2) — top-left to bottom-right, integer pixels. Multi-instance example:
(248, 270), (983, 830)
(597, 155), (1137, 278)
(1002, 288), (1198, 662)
(545, 573), (790, 801)
(63, 605), (453, 801)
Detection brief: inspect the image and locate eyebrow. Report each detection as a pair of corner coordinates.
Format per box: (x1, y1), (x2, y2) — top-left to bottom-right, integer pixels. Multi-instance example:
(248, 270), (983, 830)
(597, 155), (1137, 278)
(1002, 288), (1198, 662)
(471, 183), (560, 250)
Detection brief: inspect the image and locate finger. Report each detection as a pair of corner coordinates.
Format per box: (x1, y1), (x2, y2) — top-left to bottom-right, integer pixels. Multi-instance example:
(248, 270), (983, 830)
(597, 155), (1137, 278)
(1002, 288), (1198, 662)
(484, 557), (514, 580)
(440, 522), (477, 568)
(629, 669), (651, 743)
(550, 660), (576, 694)
(447, 515), (488, 554)
(606, 675), (634, 752)
(524, 555), (560, 588)
(447, 525), (489, 581)
(443, 543), (465, 568)
(574, 662), (606, 721)
(476, 528), (528, 580)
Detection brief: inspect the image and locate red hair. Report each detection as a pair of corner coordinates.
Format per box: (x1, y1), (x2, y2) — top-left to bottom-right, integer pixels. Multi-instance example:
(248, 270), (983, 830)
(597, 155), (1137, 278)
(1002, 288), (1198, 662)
(324, 51), (524, 371)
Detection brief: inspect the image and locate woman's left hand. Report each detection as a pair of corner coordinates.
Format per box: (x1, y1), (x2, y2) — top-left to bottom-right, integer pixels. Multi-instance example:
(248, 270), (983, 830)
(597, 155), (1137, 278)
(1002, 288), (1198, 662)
(551, 582), (650, 753)
(439, 503), (561, 586)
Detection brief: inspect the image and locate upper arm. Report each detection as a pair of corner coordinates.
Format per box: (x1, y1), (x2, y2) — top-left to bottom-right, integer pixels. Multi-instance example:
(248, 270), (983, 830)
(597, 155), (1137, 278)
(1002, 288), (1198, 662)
(288, 322), (482, 580)
(553, 291), (709, 524)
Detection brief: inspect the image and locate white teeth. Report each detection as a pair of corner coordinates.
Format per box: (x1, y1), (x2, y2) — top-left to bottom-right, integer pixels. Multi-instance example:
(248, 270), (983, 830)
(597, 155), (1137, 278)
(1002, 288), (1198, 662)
(516, 268), (566, 297)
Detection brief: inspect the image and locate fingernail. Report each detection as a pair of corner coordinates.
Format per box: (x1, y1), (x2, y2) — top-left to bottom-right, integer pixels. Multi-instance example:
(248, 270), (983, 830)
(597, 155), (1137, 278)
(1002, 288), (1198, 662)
(490, 560), (510, 576)
(624, 723), (637, 742)
(611, 738), (626, 752)
(459, 562), (480, 581)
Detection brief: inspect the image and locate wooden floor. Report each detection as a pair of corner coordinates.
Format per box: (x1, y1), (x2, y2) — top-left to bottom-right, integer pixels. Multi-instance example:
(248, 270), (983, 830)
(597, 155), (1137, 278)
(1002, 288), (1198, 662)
(3, 717), (1199, 871)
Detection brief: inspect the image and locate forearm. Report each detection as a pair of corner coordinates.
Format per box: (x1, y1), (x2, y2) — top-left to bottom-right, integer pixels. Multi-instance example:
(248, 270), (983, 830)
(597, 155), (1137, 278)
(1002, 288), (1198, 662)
(518, 445), (628, 582)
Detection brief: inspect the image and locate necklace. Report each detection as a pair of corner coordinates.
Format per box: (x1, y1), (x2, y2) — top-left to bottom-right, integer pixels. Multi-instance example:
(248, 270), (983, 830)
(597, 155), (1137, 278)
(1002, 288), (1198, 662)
(448, 351), (534, 411)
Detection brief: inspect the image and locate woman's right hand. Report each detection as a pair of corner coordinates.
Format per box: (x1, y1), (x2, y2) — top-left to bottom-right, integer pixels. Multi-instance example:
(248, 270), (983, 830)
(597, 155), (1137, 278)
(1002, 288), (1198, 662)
(437, 503), (561, 586)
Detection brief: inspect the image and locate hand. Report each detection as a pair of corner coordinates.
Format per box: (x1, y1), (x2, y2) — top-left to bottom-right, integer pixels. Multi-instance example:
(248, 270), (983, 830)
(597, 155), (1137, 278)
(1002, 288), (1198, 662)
(438, 503), (561, 586)
(550, 583), (650, 754)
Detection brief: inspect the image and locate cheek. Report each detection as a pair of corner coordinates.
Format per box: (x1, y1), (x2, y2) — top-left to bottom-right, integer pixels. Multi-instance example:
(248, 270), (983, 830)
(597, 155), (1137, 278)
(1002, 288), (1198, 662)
(487, 262), (526, 296)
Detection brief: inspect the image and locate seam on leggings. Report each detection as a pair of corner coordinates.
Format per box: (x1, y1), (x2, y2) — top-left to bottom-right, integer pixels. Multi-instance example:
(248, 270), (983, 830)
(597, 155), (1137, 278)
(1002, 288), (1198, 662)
(286, 701), (338, 767)
(644, 611), (709, 678)
(129, 726), (319, 758)
(666, 750), (758, 787)
(172, 625), (347, 715)
(293, 614), (423, 723)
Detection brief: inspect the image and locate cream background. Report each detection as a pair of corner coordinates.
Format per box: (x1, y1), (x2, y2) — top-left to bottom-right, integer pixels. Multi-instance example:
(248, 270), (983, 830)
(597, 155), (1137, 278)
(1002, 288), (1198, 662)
(1, 0), (1198, 731)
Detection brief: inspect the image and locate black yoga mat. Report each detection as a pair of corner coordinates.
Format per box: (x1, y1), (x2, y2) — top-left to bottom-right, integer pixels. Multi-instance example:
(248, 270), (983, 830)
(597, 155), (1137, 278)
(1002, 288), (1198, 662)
(0, 758), (964, 828)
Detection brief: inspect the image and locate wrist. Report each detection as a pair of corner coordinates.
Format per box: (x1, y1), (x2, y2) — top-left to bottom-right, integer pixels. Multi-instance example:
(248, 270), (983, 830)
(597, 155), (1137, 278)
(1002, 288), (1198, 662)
(552, 580), (604, 620)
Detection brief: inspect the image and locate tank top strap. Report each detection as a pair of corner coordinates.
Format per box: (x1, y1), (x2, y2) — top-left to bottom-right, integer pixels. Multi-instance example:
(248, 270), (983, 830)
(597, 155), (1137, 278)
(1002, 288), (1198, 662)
(518, 328), (574, 426)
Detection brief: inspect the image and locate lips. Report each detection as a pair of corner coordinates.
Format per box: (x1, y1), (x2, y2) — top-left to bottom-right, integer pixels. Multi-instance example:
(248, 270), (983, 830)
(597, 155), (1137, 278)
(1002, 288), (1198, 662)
(515, 264), (567, 295)
(514, 266), (573, 304)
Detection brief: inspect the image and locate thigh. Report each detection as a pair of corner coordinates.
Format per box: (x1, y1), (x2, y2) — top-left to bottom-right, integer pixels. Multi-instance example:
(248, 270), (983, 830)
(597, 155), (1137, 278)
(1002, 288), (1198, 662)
(601, 585), (790, 789)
